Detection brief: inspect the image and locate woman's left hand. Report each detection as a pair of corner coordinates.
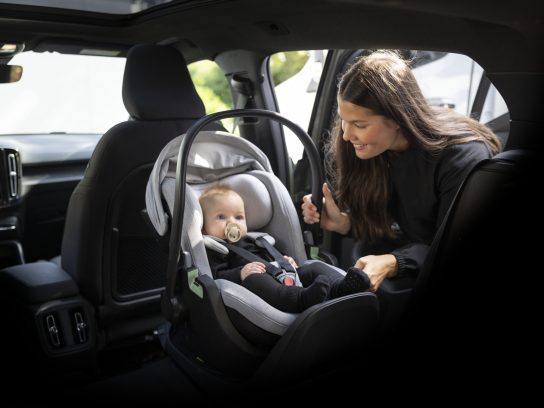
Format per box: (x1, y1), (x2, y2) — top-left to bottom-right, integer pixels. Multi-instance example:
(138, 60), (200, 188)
(355, 254), (398, 292)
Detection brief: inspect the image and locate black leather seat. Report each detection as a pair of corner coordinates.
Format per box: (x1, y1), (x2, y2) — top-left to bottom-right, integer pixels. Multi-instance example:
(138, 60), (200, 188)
(398, 148), (537, 371)
(374, 149), (537, 341)
(59, 44), (220, 346)
(414, 149), (536, 308)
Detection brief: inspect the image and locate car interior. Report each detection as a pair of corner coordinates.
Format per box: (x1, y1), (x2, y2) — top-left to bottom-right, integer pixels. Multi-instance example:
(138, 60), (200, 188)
(0, 0), (541, 403)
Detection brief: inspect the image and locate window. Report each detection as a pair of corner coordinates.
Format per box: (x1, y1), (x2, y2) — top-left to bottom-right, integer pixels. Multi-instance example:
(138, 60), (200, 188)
(0, 51), (127, 135)
(410, 51), (507, 122)
(271, 50), (327, 164)
(188, 59), (233, 130)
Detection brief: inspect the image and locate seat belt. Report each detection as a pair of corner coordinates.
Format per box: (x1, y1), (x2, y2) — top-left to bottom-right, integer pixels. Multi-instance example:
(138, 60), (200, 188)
(224, 237), (300, 287)
(469, 72), (491, 121)
(230, 74), (254, 133)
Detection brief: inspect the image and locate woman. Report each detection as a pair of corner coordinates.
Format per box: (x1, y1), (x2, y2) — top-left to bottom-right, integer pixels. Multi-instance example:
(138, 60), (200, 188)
(302, 51), (501, 292)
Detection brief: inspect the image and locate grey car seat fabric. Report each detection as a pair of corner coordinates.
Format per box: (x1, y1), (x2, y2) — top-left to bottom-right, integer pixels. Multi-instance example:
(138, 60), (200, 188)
(146, 130), (347, 335)
(60, 44), (221, 344)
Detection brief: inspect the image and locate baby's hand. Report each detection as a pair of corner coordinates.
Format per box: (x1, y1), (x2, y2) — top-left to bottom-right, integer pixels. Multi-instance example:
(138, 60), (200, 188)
(241, 262), (266, 281)
(283, 256), (298, 268)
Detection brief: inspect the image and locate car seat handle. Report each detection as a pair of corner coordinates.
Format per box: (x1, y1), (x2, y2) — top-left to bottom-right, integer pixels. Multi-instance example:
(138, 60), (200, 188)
(165, 109), (324, 299)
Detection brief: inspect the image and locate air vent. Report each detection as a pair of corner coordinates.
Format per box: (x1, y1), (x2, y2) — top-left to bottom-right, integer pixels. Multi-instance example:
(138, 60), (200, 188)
(44, 313), (62, 348)
(36, 302), (94, 355)
(0, 148), (21, 207)
(7, 153), (18, 197)
(72, 310), (88, 344)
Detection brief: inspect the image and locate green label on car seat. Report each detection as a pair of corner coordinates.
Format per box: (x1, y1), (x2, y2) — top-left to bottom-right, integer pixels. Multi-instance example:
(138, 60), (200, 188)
(188, 268), (203, 299)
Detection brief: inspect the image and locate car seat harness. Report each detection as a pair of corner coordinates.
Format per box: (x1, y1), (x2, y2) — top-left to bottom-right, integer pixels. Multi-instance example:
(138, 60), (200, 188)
(205, 232), (301, 287)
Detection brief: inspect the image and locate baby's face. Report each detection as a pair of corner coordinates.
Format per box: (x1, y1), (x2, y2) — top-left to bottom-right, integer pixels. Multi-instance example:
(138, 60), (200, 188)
(202, 193), (248, 240)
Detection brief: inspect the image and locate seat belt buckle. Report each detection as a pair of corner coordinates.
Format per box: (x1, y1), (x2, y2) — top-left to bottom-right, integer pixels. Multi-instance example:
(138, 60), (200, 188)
(283, 275), (295, 286)
(275, 269), (296, 286)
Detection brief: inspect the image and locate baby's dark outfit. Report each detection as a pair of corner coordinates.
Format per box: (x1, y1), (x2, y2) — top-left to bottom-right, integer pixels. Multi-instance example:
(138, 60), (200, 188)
(206, 236), (369, 313)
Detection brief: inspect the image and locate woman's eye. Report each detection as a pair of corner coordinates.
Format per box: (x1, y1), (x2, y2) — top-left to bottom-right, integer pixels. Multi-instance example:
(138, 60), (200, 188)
(354, 123), (366, 129)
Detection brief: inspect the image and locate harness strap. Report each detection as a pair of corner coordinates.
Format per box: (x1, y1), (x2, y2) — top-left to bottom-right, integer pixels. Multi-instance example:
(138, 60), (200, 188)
(225, 243), (281, 278)
(224, 238), (299, 286)
(255, 236), (297, 274)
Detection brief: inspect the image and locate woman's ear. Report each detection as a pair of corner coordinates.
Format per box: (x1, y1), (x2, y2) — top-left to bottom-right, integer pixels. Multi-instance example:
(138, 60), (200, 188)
(385, 117), (401, 130)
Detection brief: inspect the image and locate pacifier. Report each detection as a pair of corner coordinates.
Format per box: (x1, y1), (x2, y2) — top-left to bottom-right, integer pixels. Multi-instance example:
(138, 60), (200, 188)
(225, 222), (241, 243)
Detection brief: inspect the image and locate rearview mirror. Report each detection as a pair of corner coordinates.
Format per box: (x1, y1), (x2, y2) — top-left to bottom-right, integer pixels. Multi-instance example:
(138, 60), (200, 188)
(0, 65), (23, 83)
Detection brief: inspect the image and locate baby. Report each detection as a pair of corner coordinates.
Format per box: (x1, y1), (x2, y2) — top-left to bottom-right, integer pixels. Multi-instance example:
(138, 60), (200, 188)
(200, 185), (370, 313)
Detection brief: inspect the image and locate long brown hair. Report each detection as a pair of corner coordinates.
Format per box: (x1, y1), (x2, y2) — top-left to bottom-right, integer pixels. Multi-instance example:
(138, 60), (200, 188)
(326, 51), (502, 242)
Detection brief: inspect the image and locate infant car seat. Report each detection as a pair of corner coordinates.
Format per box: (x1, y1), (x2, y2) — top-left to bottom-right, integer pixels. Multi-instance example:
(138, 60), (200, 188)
(145, 109), (379, 389)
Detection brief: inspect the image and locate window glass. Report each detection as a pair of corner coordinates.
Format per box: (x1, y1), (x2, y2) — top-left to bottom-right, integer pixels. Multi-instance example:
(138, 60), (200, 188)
(410, 50), (507, 125)
(480, 85), (508, 124)
(272, 50), (327, 164)
(411, 52), (479, 115)
(0, 51), (127, 135)
(188, 59), (233, 130)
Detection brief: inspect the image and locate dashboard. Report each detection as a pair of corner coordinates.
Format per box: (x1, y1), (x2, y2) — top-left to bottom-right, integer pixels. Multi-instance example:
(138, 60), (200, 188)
(0, 134), (101, 266)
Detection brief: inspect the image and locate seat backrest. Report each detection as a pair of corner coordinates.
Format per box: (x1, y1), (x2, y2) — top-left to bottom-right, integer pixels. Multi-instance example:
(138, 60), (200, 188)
(60, 44), (219, 343)
(415, 149), (536, 297)
(403, 149), (537, 359)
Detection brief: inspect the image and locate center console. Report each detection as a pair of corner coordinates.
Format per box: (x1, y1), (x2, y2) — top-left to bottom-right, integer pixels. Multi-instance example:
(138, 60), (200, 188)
(0, 260), (97, 381)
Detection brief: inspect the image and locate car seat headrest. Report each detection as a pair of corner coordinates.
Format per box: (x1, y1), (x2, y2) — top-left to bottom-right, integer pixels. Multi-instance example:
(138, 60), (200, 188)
(146, 131), (274, 236)
(193, 173), (273, 230)
(122, 44), (205, 120)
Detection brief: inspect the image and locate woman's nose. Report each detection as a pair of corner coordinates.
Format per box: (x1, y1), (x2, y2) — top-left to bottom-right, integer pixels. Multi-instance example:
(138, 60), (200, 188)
(342, 125), (352, 141)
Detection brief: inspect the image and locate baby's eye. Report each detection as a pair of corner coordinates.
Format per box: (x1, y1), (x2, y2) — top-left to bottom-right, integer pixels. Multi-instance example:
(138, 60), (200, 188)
(217, 214), (226, 220)
(235, 215), (245, 220)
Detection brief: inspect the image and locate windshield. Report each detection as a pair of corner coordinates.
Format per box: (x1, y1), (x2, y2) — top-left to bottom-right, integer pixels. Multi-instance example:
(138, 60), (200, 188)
(0, 51), (128, 135)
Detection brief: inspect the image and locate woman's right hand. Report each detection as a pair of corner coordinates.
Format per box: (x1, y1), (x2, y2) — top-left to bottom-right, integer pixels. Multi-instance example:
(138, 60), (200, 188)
(301, 183), (351, 234)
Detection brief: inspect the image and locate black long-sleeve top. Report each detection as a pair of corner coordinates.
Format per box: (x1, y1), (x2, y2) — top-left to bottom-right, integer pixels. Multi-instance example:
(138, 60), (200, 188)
(206, 237), (276, 284)
(386, 141), (492, 276)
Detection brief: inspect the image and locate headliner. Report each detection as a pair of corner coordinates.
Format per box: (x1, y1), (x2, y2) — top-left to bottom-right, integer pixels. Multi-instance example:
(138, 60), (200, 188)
(0, 0), (542, 73)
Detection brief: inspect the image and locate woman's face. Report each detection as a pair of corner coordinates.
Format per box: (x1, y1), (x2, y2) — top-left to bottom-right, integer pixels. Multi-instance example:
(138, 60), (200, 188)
(337, 97), (408, 159)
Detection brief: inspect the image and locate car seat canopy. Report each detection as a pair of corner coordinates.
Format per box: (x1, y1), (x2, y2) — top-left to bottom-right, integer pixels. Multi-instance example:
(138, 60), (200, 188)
(146, 130), (273, 237)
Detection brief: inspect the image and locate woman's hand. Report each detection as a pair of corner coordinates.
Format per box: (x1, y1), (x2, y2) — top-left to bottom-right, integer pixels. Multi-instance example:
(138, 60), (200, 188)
(355, 254), (398, 292)
(301, 183), (351, 234)
(240, 262), (266, 281)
